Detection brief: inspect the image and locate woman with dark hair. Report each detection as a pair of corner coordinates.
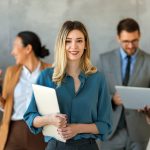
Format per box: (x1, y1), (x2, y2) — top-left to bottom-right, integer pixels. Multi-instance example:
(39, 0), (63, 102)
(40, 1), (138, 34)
(0, 31), (51, 150)
(24, 21), (112, 150)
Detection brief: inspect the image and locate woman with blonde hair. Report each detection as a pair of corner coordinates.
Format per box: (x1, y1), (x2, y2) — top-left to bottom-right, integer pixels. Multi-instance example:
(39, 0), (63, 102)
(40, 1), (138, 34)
(0, 31), (51, 150)
(24, 21), (112, 150)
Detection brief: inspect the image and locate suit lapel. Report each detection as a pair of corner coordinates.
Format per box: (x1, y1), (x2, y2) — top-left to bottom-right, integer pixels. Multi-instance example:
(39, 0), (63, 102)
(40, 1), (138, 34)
(111, 50), (122, 85)
(128, 50), (144, 85)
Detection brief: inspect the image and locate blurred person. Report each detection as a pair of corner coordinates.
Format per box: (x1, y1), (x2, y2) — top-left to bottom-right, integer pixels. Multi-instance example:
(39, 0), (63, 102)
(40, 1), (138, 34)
(98, 18), (150, 150)
(0, 31), (52, 150)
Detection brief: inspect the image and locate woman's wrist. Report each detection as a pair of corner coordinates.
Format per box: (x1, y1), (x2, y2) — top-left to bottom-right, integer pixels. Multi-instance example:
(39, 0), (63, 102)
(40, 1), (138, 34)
(33, 115), (50, 128)
(75, 124), (99, 134)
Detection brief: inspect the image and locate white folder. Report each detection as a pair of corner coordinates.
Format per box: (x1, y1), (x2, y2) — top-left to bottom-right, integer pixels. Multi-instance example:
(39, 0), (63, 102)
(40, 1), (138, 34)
(32, 84), (66, 142)
(115, 86), (150, 109)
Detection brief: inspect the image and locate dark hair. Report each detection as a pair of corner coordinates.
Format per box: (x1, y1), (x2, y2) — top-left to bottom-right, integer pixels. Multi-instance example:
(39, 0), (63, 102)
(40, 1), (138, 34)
(17, 31), (50, 58)
(117, 18), (140, 35)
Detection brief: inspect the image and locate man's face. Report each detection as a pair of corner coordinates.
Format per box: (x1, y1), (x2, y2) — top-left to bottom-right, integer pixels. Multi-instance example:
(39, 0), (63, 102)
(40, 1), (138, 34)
(117, 30), (140, 56)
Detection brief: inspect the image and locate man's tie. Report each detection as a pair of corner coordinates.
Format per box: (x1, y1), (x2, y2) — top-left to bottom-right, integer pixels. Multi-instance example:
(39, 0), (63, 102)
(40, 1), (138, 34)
(118, 55), (131, 130)
(123, 55), (131, 86)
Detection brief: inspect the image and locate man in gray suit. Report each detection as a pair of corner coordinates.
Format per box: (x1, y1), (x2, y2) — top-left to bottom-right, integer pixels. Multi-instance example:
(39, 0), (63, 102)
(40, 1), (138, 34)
(98, 18), (150, 150)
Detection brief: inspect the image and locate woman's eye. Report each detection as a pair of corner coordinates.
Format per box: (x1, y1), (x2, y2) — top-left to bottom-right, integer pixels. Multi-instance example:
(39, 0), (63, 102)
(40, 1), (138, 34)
(66, 40), (71, 43)
(77, 40), (83, 43)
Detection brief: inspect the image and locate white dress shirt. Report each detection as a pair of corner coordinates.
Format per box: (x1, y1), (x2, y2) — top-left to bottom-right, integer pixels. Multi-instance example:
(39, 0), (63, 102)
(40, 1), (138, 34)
(11, 63), (41, 120)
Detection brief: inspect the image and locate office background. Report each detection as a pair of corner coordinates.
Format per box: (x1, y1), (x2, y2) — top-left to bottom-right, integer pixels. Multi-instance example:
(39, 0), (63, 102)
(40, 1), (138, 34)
(0, 0), (150, 73)
(1, 1), (150, 148)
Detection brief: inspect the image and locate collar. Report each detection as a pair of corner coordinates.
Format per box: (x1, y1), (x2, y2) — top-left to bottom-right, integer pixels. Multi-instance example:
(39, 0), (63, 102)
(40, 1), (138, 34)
(65, 71), (87, 79)
(119, 48), (138, 60)
(22, 62), (41, 75)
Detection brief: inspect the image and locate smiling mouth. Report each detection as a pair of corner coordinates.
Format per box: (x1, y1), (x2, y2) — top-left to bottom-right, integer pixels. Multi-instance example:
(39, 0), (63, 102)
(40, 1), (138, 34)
(69, 51), (79, 55)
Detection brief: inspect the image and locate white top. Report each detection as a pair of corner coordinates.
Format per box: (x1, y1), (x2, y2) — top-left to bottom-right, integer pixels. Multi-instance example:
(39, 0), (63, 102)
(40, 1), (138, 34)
(11, 63), (41, 120)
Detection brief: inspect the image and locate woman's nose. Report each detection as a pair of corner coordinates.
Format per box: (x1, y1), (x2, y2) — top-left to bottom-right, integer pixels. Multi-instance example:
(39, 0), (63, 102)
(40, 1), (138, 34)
(71, 41), (77, 49)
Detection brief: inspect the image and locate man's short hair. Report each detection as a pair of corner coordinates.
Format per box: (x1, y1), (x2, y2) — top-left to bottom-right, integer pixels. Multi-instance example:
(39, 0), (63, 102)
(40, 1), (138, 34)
(117, 18), (140, 35)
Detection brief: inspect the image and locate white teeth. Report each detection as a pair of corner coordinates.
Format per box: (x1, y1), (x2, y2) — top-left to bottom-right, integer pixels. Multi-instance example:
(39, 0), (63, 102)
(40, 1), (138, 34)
(69, 51), (79, 55)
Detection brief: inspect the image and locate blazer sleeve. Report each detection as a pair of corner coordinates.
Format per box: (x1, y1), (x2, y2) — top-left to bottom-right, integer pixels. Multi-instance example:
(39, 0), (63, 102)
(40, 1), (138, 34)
(0, 67), (12, 107)
(95, 73), (112, 141)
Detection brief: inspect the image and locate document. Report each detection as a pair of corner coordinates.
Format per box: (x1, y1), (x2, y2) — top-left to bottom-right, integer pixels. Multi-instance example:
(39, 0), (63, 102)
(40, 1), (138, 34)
(115, 86), (150, 109)
(32, 84), (66, 142)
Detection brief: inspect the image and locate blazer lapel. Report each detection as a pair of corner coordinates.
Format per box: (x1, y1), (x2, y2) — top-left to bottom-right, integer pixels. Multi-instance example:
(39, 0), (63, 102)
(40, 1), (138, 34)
(8, 65), (22, 96)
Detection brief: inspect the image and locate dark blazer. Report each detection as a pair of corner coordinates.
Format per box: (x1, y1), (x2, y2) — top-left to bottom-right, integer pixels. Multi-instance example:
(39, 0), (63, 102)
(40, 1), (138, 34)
(98, 49), (150, 142)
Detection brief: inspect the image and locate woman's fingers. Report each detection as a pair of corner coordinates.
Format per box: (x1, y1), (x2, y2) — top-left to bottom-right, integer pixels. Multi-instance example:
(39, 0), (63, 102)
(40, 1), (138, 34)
(56, 113), (67, 119)
(48, 113), (67, 127)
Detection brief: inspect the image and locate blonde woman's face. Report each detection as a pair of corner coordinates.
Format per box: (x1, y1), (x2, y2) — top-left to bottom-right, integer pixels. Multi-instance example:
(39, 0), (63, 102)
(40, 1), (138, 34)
(65, 29), (86, 62)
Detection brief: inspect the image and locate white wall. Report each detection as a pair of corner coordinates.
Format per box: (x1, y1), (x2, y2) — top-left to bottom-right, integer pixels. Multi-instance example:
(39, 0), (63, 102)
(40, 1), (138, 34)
(0, 0), (150, 72)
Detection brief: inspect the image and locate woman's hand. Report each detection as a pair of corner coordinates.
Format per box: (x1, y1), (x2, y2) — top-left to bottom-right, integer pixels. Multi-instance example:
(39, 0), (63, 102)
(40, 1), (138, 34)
(33, 113), (67, 128)
(48, 113), (67, 128)
(57, 123), (99, 140)
(57, 124), (78, 140)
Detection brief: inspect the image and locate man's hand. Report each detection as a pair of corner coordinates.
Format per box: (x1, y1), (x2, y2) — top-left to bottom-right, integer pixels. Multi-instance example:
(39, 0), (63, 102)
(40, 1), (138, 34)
(138, 105), (150, 124)
(139, 105), (150, 117)
(112, 92), (123, 106)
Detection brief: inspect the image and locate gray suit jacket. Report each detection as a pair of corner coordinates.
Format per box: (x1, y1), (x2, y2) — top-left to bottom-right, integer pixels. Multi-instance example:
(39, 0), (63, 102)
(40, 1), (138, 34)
(98, 49), (150, 142)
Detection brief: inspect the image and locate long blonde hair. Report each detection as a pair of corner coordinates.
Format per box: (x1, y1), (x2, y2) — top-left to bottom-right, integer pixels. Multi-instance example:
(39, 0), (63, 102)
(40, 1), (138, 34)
(52, 21), (97, 85)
